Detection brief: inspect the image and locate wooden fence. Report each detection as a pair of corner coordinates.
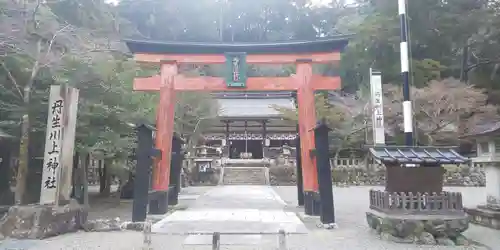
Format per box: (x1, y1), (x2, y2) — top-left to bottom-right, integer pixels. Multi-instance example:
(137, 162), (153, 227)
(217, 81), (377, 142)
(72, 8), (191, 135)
(369, 190), (463, 214)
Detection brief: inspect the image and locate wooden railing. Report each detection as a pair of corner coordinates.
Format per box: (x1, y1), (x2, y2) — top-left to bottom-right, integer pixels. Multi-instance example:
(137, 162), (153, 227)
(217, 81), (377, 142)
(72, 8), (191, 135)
(369, 190), (463, 214)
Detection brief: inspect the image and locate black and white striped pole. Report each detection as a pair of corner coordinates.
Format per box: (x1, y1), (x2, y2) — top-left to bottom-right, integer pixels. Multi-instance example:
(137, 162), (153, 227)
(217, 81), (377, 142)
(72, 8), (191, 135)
(399, 0), (413, 146)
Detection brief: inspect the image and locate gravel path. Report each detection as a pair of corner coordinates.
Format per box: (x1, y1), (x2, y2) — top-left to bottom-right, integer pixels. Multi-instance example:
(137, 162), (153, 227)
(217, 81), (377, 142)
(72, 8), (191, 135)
(274, 186), (497, 250)
(1, 185), (499, 250)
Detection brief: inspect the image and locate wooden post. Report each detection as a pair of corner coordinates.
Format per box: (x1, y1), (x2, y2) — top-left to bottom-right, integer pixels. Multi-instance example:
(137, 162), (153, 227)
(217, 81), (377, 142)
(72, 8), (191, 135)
(212, 232), (221, 250)
(295, 61), (319, 215)
(295, 133), (304, 206)
(314, 121), (335, 224)
(133, 125), (154, 222)
(168, 135), (183, 206)
(278, 229), (288, 250)
(152, 61), (178, 214)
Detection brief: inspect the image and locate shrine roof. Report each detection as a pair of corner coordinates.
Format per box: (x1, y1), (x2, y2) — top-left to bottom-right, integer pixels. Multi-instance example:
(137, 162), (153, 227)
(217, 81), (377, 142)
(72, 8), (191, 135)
(124, 36), (350, 55)
(368, 146), (469, 165)
(217, 97), (294, 118)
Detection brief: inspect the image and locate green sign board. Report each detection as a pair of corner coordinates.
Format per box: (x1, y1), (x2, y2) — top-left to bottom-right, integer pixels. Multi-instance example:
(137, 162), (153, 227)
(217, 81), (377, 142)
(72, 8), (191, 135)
(225, 52), (247, 87)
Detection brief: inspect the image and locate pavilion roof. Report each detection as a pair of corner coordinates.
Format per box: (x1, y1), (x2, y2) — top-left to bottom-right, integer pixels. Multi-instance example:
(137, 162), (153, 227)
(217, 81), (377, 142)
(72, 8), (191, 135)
(124, 36), (350, 55)
(368, 146), (469, 165)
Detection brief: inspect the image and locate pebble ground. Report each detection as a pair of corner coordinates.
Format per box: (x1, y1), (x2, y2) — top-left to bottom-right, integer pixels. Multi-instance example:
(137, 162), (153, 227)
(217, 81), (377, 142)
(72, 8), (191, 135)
(0, 186), (499, 250)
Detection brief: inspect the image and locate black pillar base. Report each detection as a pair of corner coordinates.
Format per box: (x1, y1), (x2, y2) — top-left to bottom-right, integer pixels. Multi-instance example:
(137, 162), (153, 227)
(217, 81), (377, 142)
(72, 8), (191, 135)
(312, 191), (321, 216)
(304, 191), (314, 215)
(148, 191), (169, 215)
(168, 139), (183, 207)
(304, 191), (321, 216)
(167, 185), (179, 206)
(297, 195), (305, 207)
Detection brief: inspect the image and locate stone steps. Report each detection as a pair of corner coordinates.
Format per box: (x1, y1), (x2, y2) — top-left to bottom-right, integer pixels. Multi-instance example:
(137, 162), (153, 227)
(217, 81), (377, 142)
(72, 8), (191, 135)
(222, 166), (269, 185)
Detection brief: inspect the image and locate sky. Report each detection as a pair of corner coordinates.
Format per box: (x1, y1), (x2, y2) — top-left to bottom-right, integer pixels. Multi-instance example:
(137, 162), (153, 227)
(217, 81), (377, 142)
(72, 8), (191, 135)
(311, 0), (333, 5)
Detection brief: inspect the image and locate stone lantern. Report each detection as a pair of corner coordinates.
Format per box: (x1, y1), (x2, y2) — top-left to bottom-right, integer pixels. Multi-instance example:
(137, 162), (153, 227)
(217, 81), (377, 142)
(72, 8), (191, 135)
(464, 125), (500, 229)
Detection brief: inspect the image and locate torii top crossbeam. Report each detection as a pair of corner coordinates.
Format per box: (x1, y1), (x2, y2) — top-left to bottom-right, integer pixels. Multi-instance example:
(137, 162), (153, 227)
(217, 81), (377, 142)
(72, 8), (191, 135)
(125, 36), (349, 207)
(125, 36), (349, 64)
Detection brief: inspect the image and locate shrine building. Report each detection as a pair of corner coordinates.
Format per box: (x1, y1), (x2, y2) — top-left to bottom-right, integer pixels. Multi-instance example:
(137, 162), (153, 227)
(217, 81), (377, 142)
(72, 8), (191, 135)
(201, 91), (297, 160)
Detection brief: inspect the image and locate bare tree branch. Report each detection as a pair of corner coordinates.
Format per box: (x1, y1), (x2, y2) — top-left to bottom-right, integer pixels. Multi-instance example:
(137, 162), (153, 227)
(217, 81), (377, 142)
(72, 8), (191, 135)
(0, 61), (23, 98)
(384, 78), (498, 144)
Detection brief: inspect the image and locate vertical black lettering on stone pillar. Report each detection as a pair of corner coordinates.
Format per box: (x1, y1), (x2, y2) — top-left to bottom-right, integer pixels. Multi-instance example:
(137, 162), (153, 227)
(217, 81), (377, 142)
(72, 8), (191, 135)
(313, 121), (335, 224)
(168, 134), (184, 206)
(295, 126), (304, 206)
(133, 124), (154, 222)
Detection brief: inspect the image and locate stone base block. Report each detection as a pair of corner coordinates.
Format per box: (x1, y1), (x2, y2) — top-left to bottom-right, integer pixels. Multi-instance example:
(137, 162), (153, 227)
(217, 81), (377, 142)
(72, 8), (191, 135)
(0, 201), (87, 239)
(464, 205), (500, 230)
(83, 218), (122, 232)
(366, 210), (470, 246)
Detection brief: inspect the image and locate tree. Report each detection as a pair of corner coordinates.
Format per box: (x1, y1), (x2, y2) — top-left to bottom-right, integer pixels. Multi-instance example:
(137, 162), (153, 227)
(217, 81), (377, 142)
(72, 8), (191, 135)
(174, 92), (219, 155)
(0, 1), (92, 204)
(339, 0), (498, 91)
(0, 0), (145, 201)
(384, 78), (498, 145)
(2, 0), (500, 203)
(274, 90), (369, 156)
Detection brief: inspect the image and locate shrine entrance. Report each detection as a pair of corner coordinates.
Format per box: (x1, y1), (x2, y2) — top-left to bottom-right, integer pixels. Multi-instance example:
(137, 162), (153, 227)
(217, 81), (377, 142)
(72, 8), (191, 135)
(125, 37), (349, 215)
(229, 139), (263, 159)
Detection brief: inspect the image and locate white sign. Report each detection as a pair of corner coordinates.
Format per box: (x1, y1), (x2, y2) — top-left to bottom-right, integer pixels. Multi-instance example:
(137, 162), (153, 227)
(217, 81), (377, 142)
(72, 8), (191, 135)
(370, 68), (386, 145)
(40, 85), (64, 204)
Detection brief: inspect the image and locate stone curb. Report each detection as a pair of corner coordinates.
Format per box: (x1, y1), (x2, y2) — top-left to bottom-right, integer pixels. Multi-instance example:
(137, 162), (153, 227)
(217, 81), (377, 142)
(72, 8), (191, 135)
(83, 204), (187, 233)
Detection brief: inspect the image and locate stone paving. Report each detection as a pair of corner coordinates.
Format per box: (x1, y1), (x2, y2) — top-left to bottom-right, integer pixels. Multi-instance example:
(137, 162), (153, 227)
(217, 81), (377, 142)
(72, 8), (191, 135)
(152, 185), (308, 235)
(1, 185), (500, 249)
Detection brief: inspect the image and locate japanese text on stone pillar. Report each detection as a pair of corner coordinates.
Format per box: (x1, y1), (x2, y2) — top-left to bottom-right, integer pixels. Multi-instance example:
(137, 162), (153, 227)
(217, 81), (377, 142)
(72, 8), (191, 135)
(40, 85), (65, 204)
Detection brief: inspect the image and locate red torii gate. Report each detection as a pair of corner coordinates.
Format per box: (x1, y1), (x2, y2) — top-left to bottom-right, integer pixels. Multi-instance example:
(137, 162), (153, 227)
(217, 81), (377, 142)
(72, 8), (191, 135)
(125, 37), (349, 214)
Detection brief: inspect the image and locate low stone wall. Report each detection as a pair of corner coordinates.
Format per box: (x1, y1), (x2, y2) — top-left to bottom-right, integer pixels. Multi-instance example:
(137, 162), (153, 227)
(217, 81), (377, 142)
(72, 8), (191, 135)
(188, 168), (221, 186)
(464, 205), (500, 230)
(185, 163), (485, 187)
(269, 166), (297, 186)
(268, 165), (485, 187)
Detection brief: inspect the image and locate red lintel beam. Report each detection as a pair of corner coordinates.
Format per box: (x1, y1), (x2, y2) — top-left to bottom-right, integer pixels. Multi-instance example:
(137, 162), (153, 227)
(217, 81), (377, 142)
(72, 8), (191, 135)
(134, 52), (340, 64)
(133, 75), (161, 91)
(310, 75), (341, 90)
(134, 75), (341, 91)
